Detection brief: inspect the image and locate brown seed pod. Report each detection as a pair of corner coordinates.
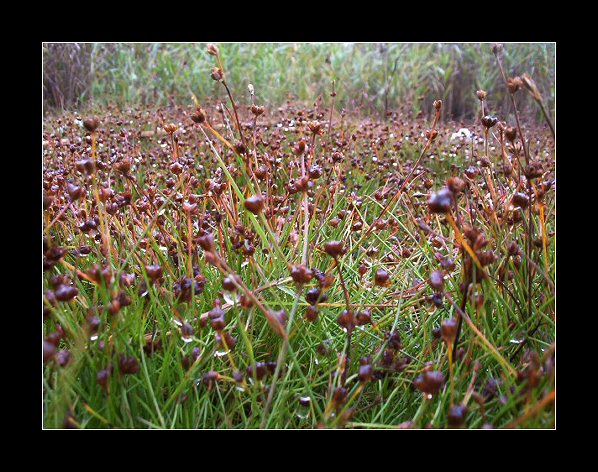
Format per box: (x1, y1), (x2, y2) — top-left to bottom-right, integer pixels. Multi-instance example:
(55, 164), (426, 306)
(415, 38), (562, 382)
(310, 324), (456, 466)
(251, 104), (265, 116)
(440, 318), (458, 343)
(446, 176), (465, 194)
(305, 305), (319, 322)
(83, 116), (100, 132)
(210, 67), (224, 82)
(413, 370), (444, 396)
(244, 195), (265, 214)
(427, 187), (453, 214)
(374, 268), (391, 287)
(291, 264), (314, 285)
(504, 126), (517, 142)
(323, 240), (346, 258)
(511, 192), (530, 209)
(447, 404), (468, 427)
(507, 76), (523, 94)
(222, 276), (237, 292)
(481, 115), (498, 129)
(429, 270), (444, 291)
(198, 233), (216, 252)
(358, 364), (373, 383)
(476, 90), (487, 101)
(118, 355), (140, 375)
(191, 107), (206, 124)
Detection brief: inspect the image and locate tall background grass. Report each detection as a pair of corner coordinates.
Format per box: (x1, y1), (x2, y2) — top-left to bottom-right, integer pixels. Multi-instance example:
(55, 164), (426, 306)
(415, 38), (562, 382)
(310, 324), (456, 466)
(43, 42), (555, 122)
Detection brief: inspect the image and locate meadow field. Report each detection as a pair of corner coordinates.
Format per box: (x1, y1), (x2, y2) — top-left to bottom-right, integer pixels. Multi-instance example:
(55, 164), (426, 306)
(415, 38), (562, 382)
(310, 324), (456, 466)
(42, 42), (555, 429)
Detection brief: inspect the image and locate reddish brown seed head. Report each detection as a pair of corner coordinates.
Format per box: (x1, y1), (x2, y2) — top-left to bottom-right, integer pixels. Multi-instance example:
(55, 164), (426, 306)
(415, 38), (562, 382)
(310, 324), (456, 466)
(440, 318), (458, 343)
(481, 115), (498, 129)
(291, 264), (314, 285)
(374, 268), (390, 287)
(244, 194), (265, 214)
(504, 127), (517, 142)
(83, 116), (100, 132)
(413, 370), (444, 396)
(447, 404), (468, 427)
(446, 176), (466, 194)
(198, 233), (216, 252)
(323, 240), (346, 258)
(210, 67), (224, 82)
(305, 305), (319, 322)
(191, 107), (206, 124)
(429, 270), (444, 291)
(427, 187), (453, 214)
(206, 43), (219, 56)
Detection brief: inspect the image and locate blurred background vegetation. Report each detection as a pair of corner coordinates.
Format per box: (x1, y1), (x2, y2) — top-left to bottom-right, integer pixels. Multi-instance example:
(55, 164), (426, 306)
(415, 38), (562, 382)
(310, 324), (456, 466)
(43, 42), (555, 122)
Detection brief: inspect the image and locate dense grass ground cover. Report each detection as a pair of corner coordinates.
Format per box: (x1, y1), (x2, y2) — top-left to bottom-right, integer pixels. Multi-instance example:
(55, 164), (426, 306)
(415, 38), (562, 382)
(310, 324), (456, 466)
(42, 43), (555, 429)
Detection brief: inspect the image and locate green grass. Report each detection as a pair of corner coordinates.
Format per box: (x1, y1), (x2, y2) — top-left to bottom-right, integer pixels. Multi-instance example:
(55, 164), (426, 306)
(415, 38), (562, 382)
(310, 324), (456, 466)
(43, 42), (555, 123)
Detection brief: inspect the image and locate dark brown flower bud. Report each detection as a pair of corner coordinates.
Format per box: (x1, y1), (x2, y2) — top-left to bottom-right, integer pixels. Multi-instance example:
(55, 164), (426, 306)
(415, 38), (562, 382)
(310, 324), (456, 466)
(427, 187), (453, 214)
(75, 158), (95, 175)
(441, 318), (458, 343)
(491, 43), (503, 56)
(251, 104), (265, 116)
(323, 240), (346, 258)
(309, 164), (323, 179)
(507, 76), (523, 94)
(504, 126), (517, 142)
(234, 140), (247, 155)
(476, 90), (487, 101)
(413, 370), (444, 396)
(67, 183), (85, 201)
(425, 129), (438, 141)
(203, 371), (220, 386)
(211, 67), (224, 82)
(355, 309), (372, 326)
(481, 115), (498, 129)
(55, 284), (78, 302)
(246, 362), (268, 380)
(293, 140), (307, 155)
(191, 107), (206, 124)
(198, 233), (216, 252)
(145, 264), (163, 281)
(222, 276), (237, 292)
(374, 268), (391, 287)
(206, 43), (219, 56)
(446, 176), (465, 194)
(44, 340), (56, 363)
(336, 309), (353, 330)
(291, 264), (314, 285)
(507, 241), (520, 256)
(270, 309), (288, 327)
(308, 121), (321, 134)
(83, 116), (100, 132)
(332, 387), (348, 405)
(511, 192), (530, 209)
(305, 305), (319, 322)
(358, 364), (373, 383)
(447, 404), (468, 427)
(429, 270), (444, 291)
(118, 355), (140, 375)
(433, 100), (442, 111)
(244, 194), (265, 214)
(305, 287), (324, 305)
(97, 368), (111, 391)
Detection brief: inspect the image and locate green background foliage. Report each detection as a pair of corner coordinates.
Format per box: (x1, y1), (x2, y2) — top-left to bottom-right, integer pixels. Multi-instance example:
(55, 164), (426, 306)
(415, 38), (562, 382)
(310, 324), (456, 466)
(43, 42), (555, 121)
